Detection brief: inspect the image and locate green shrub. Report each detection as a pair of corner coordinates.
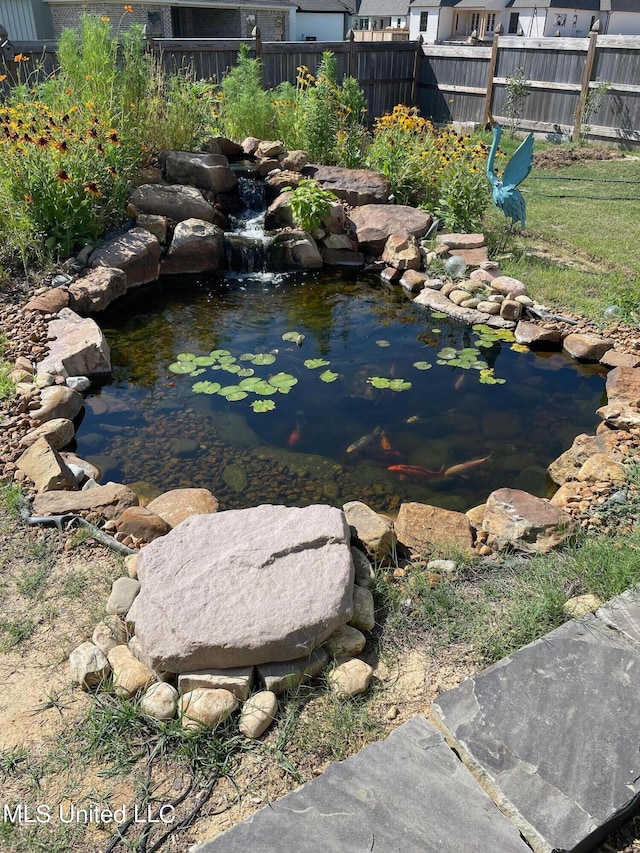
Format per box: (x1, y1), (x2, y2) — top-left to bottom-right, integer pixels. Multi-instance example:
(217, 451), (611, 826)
(286, 178), (337, 232)
(216, 43), (275, 141)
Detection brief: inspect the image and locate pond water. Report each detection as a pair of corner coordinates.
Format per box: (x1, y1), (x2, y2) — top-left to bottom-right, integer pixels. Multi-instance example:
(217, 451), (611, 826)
(74, 272), (607, 515)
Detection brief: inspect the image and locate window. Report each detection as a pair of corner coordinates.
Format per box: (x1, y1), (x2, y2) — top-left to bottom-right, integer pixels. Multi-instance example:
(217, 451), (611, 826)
(471, 13), (480, 33)
(508, 12), (519, 34)
(486, 13), (496, 33)
(356, 16), (369, 29)
(147, 11), (162, 35)
(419, 11), (428, 31)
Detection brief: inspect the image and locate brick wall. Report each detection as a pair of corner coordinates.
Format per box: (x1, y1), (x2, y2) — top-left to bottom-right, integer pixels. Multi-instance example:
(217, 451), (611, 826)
(49, 2), (173, 38)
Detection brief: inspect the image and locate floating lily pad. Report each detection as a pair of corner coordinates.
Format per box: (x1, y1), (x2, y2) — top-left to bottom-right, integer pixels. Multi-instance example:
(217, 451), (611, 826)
(251, 399), (276, 413)
(169, 361), (195, 374)
(189, 369), (206, 377)
(252, 380), (278, 395)
(319, 369), (339, 383)
(304, 358), (330, 369)
(389, 379), (412, 391)
(192, 381), (221, 394)
(436, 359), (448, 366)
(210, 349), (231, 358)
(227, 390), (248, 401)
(413, 361), (432, 370)
(221, 363), (241, 374)
(475, 338), (495, 348)
(511, 343), (530, 353)
(282, 331), (303, 342)
(431, 328), (441, 334)
(177, 352), (196, 362)
(437, 348), (457, 360)
(236, 367), (255, 377)
(460, 347), (480, 357)
(268, 373), (298, 390)
(218, 385), (248, 401)
(376, 339), (391, 347)
(218, 355), (236, 364)
(239, 377), (264, 391)
(252, 353), (276, 366)
(239, 353), (256, 362)
(431, 312), (448, 319)
(367, 376), (390, 389)
(193, 355), (215, 366)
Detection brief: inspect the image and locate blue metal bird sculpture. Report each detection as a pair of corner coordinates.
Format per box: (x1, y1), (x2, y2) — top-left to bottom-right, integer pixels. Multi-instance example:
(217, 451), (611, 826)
(486, 124), (534, 229)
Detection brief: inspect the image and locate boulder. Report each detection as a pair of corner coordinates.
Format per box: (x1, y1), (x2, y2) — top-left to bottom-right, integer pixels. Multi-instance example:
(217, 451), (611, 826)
(89, 227), (161, 288)
(179, 688), (238, 729)
(242, 136), (260, 156)
(160, 218), (225, 275)
(350, 585), (375, 632)
(37, 308), (111, 379)
(68, 267), (127, 314)
(382, 230), (421, 271)
(437, 233), (486, 250)
(30, 386), (84, 424)
(264, 192), (294, 230)
(576, 453), (626, 484)
(514, 321), (562, 348)
(349, 204), (432, 255)
(146, 487), (219, 528)
(482, 488), (576, 553)
(116, 506), (171, 543)
(267, 231), (323, 271)
(321, 248), (364, 267)
(23, 287), (70, 314)
(31, 481), (139, 521)
(394, 502), (475, 557)
(129, 184), (216, 224)
(69, 641), (110, 690)
(547, 432), (623, 486)
(207, 136), (244, 158)
(563, 333), (614, 362)
(107, 645), (155, 698)
(303, 165), (390, 205)
(400, 269), (429, 292)
(351, 547), (375, 589)
(60, 452), (101, 482)
(280, 150), (309, 171)
(239, 691), (278, 738)
(163, 151), (237, 193)
(19, 418), (75, 451)
(133, 505), (354, 672)
(257, 140), (285, 158)
(342, 500), (396, 559)
(17, 436), (79, 492)
(597, 366), (640, 430)
(600, 350), (640, 369)
(500, 300), (523, 321)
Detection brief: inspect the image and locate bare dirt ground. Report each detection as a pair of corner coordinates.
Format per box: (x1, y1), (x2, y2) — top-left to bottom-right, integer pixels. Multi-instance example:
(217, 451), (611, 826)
(533, 145), (625, 169)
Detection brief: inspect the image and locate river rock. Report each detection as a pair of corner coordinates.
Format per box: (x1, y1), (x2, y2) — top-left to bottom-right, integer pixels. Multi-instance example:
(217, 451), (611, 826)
(89, 227), (161, 288)
(303, 165), (390, 206)
(108, 645), (155, 698)
(323, 624), (366, 657)
(563, 332), (613, 362)
(132, 505), (354, 672)
(351, 546), (375, 589)
(178, 666), (254, 700)
(600, 350), (640, 369)
(146, 487), (218, 528)
(240, 691), (278, 738)
(514, 321), (562, 348)
(60, 452), (101, 482)
(394, 502), (475, 557)
(68, 267), (127, 314)
(30, 385), (83, 424)
(414, 288), (515, 328)
(69, 641), (110, 690)
(161, 218), (225, 275)
(382, 230), (421, 271)
(437, 233), (486, 250)
(399, 269), (429, 292)
(163, 151), (237, 193)
(17, 436), (79, 492)
(267, 230), (323, 270)
(37, 308), (111, 378)
(92, 615), (128, 655)
(106, 577), (141, 617)
(343, 500), (396, 559)
(130, 183), (216, 224)
(350, 585), (375, 632)
(328, 658), (373, 699)
(482, 488), (576, 553)
(179, 688), (238, 729)
(31, 481), (139, 520)
(348, 204), (432, 254)
(489, 276), (526, 298)
(140, 682), (179, 721)
(576, 453), (626, 484)
(500, 300), (523, 321)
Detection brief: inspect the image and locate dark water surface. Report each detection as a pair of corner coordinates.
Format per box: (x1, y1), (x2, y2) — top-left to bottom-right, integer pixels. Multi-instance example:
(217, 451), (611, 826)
(74, 272), (607, 515)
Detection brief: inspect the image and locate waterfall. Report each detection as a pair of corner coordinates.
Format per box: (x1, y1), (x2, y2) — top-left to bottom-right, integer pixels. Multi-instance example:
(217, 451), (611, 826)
(225, 177), (274, 276)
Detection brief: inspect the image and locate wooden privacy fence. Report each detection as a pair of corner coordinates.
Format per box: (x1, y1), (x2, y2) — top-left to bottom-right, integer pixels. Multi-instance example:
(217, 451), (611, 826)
(417, 30), (640, 146)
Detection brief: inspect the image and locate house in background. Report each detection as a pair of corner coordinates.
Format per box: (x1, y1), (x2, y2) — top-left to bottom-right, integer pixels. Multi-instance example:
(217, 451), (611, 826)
(351, 0), (409, 40)
(292, 0), (355, 41)
(2, 0), (53, 39)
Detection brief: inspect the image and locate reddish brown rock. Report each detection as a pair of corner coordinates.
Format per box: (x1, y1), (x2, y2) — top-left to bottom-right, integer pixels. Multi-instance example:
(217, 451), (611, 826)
(547, 433), (623, 485)
(23, 287), (70, 314)
(68, 267), (126, 314)
(20, 418), (75, 451)
(89, 227), (161, 288)
(116, 506), (171, 543)
(500, 300), (523, 321)
(483, 488), (576, 553)
(550, 482), (588, 508)
(490, 276), (527, 298)
(514, 321), (562, 349)
(600, 350), (640, 369)
(37, 308), (111, 378)
(304, 165), (390, 206)
(394, 502), (474, 557)
(30, 385), (83, 424)
(598, 366), (640, 429)
(437, 233), (486, 250)
(382, 231), (421, 271)
(17, 437), (79, 492)
(576, 453), (626, 484)
(146, 487), (219, 528)
(348, 204), (432, 254)
(444, 246), (488, 267)
(563, 333), (613, 362)
(400, 269), (429, 292)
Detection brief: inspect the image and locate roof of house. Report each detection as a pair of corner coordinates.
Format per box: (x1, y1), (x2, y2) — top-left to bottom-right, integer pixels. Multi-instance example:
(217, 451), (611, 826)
(408, 0), (458, 8)
(355, 0), (410, 16)
(297, 0), (355, 12)
(507, 0), (639, 9)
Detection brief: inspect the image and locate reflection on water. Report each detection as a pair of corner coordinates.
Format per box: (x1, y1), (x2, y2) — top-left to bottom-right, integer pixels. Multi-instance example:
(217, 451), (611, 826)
(76, 272), (607, 514)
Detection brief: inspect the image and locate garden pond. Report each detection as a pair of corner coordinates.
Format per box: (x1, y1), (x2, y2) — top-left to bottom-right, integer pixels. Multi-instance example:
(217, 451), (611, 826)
(74, 272), (608, 515)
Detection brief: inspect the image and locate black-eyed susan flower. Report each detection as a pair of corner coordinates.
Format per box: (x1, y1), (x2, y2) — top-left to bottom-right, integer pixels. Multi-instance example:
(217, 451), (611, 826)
(124, 4), (134, 11)
(108, 130), (120, 146)
(84, 181), (102, 196)
(55, 169), (71, 182)
(24, 194), (34, 203)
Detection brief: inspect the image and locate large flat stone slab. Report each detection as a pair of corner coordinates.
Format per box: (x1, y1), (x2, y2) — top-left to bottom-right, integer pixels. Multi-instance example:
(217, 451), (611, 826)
(194, 716), (530, 852)
(133, 505), (354, 672)
(37, 308), (111, 378)
(432, 616), (640, 853)
(597, 585), (640, 645)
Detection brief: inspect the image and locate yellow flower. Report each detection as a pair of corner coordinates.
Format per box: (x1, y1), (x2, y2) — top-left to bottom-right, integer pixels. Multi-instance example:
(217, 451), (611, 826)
(85, 74), (93, 80)
(14, 53), (30, 62)
(123, 4), (133, 11)
(100, 16), (110, 22)
(84, 181), (102, 196)
(55, 169), (71, 182)
(0, 75), (6, 83)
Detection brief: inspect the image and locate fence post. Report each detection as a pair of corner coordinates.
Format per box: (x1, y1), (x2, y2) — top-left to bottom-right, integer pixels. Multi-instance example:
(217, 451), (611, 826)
(411, 34), (423, 107)
(572, 22), (599, 142)
(347, 28), (355, 79)
(482, 23), (502, 126)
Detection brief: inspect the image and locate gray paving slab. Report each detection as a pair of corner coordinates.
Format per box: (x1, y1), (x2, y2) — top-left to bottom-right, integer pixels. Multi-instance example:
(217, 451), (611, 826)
(597, 585), (640, 645)
(192, 716), (531, 853)
(432, 616), (640, 853)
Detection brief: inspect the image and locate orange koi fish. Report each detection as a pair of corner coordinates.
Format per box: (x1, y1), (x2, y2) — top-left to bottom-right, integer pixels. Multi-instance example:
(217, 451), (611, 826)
(380, 429), (392, 451)
(387, 464), (444, 480)
(288, 413), (303, 447)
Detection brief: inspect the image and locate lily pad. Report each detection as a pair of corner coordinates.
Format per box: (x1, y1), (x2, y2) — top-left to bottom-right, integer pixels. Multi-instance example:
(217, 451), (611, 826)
(169, 361), (195, 374)
(193, 355), (215, 366)
(319, 369), (339, 383)
(239, 353), (256, 362)
(237, 367), (255, 377)
(189, 369), (206, 377)
(252, 353), (276, 366)
(239, 377), (264, 391)
(268, 373), (298, 389)
(252, 380), (278, 395)
(218, 385), (248, 401)
(251, 399), (276, 413)
(437, 348), (457, 360)
(221, 363), (241, 374)
(192, 381), (222, 394)
(210, 349), (231, 358)
(367, 376), (390, 389)
(177, 352), (196, 362)
(511, 343), (530, 353)
(431, 328), (441, 334)
(431, 312), (448, 319)
(218, 355), (236, 364)
(389, 379), (412, 391)
(413, 361), (432, 370)
(282, 331), (303, 342)
(304, 358), (330, 369)
(376, 339), (391, 347)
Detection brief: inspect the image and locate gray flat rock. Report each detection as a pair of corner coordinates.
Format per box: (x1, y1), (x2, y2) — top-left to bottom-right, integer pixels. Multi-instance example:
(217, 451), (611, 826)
(597, 585), (640, 645)
(432, 616), (640, 853)
(193, 716), (530, 853)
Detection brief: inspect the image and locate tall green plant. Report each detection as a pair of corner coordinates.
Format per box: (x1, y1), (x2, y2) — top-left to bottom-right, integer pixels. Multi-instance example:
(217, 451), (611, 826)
(217, 43), (275, 141)
(504, 66), (530, 137)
